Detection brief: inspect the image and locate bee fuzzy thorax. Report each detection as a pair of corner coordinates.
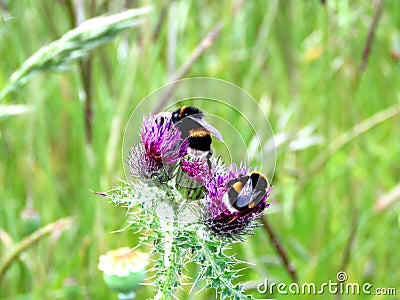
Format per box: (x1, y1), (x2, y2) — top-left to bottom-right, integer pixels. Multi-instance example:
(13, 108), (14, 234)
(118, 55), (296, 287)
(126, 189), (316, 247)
(171, 106), (203, 123)
(170, 106), (224, 142)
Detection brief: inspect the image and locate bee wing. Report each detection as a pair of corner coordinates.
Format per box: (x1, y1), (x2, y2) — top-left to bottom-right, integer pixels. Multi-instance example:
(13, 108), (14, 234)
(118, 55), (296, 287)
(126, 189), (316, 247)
(235, 180), (253, 208)
(187, 116), (224, 142)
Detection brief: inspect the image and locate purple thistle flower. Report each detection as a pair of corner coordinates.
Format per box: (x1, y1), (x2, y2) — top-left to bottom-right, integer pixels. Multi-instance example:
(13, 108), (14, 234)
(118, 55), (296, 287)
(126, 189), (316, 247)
(127, 112), (187, 181)
(180, 158), (211, 185)
(202, 163), (272, 238)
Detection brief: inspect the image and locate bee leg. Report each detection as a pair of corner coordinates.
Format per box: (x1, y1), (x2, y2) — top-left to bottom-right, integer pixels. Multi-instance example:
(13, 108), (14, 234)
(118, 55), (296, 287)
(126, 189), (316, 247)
(206, 151), (213, 170)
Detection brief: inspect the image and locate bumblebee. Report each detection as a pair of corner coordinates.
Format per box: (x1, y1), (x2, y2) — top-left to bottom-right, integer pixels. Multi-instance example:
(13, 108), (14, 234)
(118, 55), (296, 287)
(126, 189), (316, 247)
(170, 106), (223, 158)
(171, 106), (224, 142)
(225, 172), (271, 212)
(171, 106), (204, 123)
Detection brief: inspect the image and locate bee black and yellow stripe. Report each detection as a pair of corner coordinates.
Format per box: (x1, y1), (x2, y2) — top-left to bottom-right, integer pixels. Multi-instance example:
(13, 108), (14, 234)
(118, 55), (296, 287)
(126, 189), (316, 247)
(188, 128), (212, 152)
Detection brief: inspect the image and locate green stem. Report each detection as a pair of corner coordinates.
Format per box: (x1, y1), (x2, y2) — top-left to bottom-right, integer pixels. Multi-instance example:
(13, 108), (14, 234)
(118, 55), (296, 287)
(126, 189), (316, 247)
(154, 220), (178, 300)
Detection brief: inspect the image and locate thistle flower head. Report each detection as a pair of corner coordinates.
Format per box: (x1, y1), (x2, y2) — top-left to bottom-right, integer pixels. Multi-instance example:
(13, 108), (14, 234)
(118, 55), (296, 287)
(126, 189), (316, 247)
(203, 163), (272, 238)
(141, 113), (187, 163)
(127, 112), (187, 181)
(180, 157), (212, 185)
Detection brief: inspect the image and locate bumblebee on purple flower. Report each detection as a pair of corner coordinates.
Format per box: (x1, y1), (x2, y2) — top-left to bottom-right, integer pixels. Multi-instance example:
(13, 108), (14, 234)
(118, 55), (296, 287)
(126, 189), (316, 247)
(127, 106), (273, 239)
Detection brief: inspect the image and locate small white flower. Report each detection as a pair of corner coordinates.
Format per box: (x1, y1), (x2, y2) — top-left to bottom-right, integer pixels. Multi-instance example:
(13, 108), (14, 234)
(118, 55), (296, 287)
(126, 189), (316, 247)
(98, 247), (149, 277)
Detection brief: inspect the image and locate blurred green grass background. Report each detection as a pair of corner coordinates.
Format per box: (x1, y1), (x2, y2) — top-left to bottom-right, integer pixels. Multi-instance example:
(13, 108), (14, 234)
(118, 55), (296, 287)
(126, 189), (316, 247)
(1, 0), (399, 299)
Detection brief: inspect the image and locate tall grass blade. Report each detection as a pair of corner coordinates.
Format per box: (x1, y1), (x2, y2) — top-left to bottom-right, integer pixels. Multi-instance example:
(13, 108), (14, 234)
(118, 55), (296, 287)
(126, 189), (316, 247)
(0, 7), (151, 101)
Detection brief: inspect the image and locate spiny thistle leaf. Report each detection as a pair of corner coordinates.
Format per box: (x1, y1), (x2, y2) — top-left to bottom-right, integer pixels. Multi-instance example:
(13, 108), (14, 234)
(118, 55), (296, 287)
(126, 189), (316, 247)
(0, 7), (151, 100)
(190, 229), (254, 300)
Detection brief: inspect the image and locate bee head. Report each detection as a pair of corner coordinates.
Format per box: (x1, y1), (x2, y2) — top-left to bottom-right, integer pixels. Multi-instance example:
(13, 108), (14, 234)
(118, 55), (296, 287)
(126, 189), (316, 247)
(172, 106), (204, 123)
